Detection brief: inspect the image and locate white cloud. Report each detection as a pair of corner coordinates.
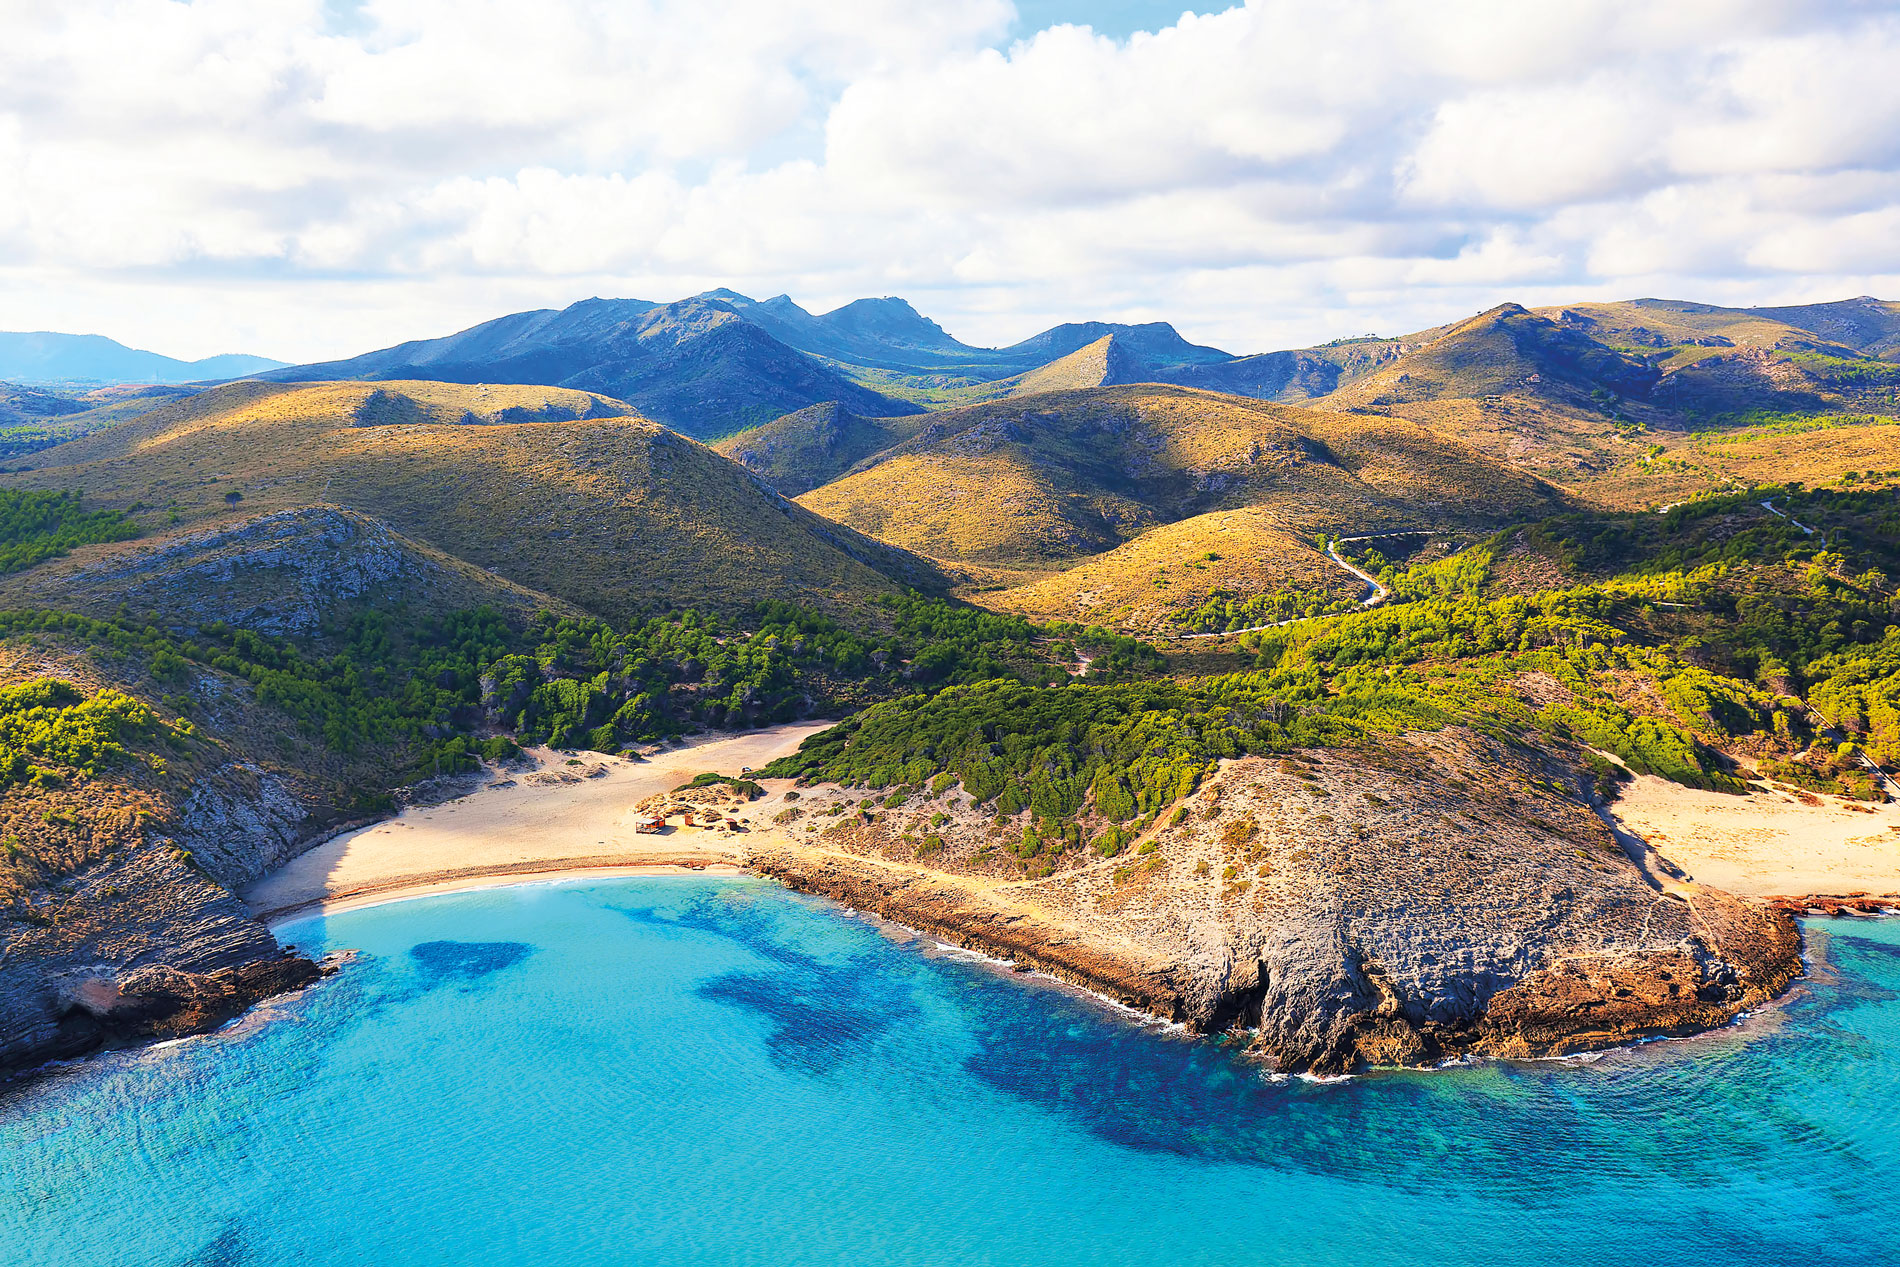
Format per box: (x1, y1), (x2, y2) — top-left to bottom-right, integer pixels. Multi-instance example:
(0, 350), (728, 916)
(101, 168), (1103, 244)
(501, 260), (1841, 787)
(0, 0), (1896, 361)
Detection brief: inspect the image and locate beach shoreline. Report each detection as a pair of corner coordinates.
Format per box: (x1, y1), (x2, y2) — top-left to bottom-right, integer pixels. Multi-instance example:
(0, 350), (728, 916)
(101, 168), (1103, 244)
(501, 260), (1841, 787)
(260, 859), (751, 928)
(240, 721), (829, 923)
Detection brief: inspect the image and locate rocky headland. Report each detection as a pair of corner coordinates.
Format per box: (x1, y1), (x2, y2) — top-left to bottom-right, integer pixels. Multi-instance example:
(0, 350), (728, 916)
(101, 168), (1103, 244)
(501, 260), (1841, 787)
(650, 727), (1806, 1075)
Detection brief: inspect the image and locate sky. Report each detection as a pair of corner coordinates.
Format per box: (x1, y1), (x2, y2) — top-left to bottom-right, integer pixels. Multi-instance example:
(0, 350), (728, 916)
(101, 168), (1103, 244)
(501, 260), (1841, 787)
(3, 0), (1900, 363)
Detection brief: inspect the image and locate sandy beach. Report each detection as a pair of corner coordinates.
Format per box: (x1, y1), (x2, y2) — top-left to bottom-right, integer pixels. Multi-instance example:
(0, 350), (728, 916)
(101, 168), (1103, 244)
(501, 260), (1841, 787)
(242, 721), (832, 922)
(1612, 773), (1900, 899)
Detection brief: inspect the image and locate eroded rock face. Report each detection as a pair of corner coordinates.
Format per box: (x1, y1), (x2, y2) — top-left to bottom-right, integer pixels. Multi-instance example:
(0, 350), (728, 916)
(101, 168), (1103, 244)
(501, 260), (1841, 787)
(175, 762), (310, 889)
(734, 729), (1803, 1074)
(63, 507), (436, 635)
(0, 844), (317, 1074)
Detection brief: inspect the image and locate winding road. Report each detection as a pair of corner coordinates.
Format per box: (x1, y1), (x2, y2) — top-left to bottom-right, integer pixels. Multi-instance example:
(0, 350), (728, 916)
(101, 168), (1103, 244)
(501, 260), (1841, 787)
(1177, 531), (1422, 640)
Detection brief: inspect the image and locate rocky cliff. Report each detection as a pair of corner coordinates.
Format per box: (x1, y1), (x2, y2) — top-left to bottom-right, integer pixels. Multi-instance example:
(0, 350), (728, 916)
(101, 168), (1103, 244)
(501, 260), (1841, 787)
(728, 728), (1801, 1074)
(0, 638), (394, 1081)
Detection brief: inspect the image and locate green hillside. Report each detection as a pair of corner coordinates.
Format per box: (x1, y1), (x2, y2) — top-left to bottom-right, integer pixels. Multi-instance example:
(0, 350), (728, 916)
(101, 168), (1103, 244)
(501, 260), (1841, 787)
(0, 380), (946, 625)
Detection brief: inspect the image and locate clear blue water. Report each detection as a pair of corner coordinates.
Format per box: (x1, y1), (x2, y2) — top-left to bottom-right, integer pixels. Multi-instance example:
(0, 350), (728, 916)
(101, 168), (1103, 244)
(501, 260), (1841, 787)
(4, 877), (1898, 1267)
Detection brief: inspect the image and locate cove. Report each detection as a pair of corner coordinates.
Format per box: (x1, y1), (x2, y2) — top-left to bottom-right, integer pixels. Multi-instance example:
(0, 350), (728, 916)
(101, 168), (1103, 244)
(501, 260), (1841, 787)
(3, 876), (1897, 1267)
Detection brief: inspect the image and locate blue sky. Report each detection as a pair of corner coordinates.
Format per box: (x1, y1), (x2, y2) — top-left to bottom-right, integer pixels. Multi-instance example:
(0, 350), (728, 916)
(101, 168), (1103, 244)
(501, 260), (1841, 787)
(2, 1), (1898, 362)
(1012, 2), (1216, 39)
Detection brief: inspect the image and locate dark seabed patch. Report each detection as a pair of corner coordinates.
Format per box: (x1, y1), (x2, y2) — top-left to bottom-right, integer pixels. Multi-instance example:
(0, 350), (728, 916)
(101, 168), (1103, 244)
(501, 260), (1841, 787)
(615, 893), (919, 1073)
(949, 929), (1879, 1209)
(408, 939), (535, 982)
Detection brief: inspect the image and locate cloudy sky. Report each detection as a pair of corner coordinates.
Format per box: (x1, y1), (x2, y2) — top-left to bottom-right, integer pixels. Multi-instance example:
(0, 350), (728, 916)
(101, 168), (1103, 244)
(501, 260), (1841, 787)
(3, 0), (1899, 362)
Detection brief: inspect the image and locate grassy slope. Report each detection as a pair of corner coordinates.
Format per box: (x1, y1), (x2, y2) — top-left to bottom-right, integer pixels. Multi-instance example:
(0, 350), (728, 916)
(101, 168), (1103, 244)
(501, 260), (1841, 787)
(985, 506), (1362, 634)
(799, 384), (1566, 565)
(713, 402), (934, 497)
(0, 381), (945, 625)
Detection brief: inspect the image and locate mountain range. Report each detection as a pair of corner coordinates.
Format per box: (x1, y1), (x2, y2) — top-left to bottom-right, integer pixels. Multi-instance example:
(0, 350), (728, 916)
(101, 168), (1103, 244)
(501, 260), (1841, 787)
(0, 331), (284, 385)
(241, 288), (1900, 441)
(11, 285), (1897, 634)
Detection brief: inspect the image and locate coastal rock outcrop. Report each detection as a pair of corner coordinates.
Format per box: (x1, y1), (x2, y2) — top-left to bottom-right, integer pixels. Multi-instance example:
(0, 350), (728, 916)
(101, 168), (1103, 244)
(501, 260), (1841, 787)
(734, 727), (1804, 1074)
(1, 840), (319, 1072)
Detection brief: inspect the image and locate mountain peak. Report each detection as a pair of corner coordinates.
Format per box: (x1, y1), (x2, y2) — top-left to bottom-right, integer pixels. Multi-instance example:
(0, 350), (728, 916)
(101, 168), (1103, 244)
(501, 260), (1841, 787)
(815, 296), (963, 352)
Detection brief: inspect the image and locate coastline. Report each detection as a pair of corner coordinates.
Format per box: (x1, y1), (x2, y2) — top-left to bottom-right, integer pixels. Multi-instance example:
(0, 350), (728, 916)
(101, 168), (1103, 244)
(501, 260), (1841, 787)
(223, 721), (1899, 1075)
(240, 722), (829, 921)
(261, 859), (749, 928)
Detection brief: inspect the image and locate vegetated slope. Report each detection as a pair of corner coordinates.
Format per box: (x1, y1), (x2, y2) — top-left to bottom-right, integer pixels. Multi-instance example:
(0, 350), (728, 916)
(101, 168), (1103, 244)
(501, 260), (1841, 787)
(0, 331), (283, 385)
(257, 297), (921, 440)
(1754, 296), (1900, 357)
(1357, 297), (1900, 427)
(0, 383), (86, 428)
(1515, 297), (1900, 419)
(0, 385), (203, 463)
(1, 380), (946, 625)
(0, 505), (581, 635)
(1540, 296), (1900, 363)
(989, 506), (1363, 634)
(1229, 301), (1895, 505)
(713, 402), (933, 497)
(796, 385), (1566, 569)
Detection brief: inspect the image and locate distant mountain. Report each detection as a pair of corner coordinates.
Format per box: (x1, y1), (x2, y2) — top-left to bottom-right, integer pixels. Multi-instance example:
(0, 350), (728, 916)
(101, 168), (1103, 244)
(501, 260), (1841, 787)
(720, 293), (975, 370)
(258, 296), (923, 440)
(1006, 329), (1243, 397)
(721, 292), (1232, 376)
(995, 320), (1231, 373)
(259, 289), (1246, 434)
(256, 288), (1900, 447)
(0, 332), (284, 385)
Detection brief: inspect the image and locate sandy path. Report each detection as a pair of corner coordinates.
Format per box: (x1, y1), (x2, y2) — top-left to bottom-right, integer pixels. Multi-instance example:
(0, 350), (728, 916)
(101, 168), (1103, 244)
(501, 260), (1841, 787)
(242, 721), (832, 920)
(1612, 773), (1900, 898)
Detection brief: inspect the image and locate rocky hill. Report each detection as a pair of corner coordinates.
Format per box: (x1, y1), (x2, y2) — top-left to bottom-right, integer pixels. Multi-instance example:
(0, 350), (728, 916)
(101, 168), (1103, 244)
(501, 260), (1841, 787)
(0, 380), (946, 625)
(713, 402), (933, 497)
(0, 631), (407, 1073)
(739, 730), (1798, 1074)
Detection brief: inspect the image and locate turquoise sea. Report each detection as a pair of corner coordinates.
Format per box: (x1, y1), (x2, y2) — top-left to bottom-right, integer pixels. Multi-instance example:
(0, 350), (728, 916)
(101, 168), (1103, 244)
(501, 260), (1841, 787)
(4, 876), (1898, 1266)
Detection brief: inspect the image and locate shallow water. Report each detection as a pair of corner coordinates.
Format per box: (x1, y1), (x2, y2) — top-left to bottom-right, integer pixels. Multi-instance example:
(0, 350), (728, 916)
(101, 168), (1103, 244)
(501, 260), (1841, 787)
(3, 877), (1897, 1266)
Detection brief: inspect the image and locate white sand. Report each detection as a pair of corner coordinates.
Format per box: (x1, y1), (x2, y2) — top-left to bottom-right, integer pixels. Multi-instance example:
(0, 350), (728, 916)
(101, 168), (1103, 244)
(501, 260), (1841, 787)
(1612, 773), (1900, 898)
(264, 864), (750, 928)
(242, 721), (831, 921)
